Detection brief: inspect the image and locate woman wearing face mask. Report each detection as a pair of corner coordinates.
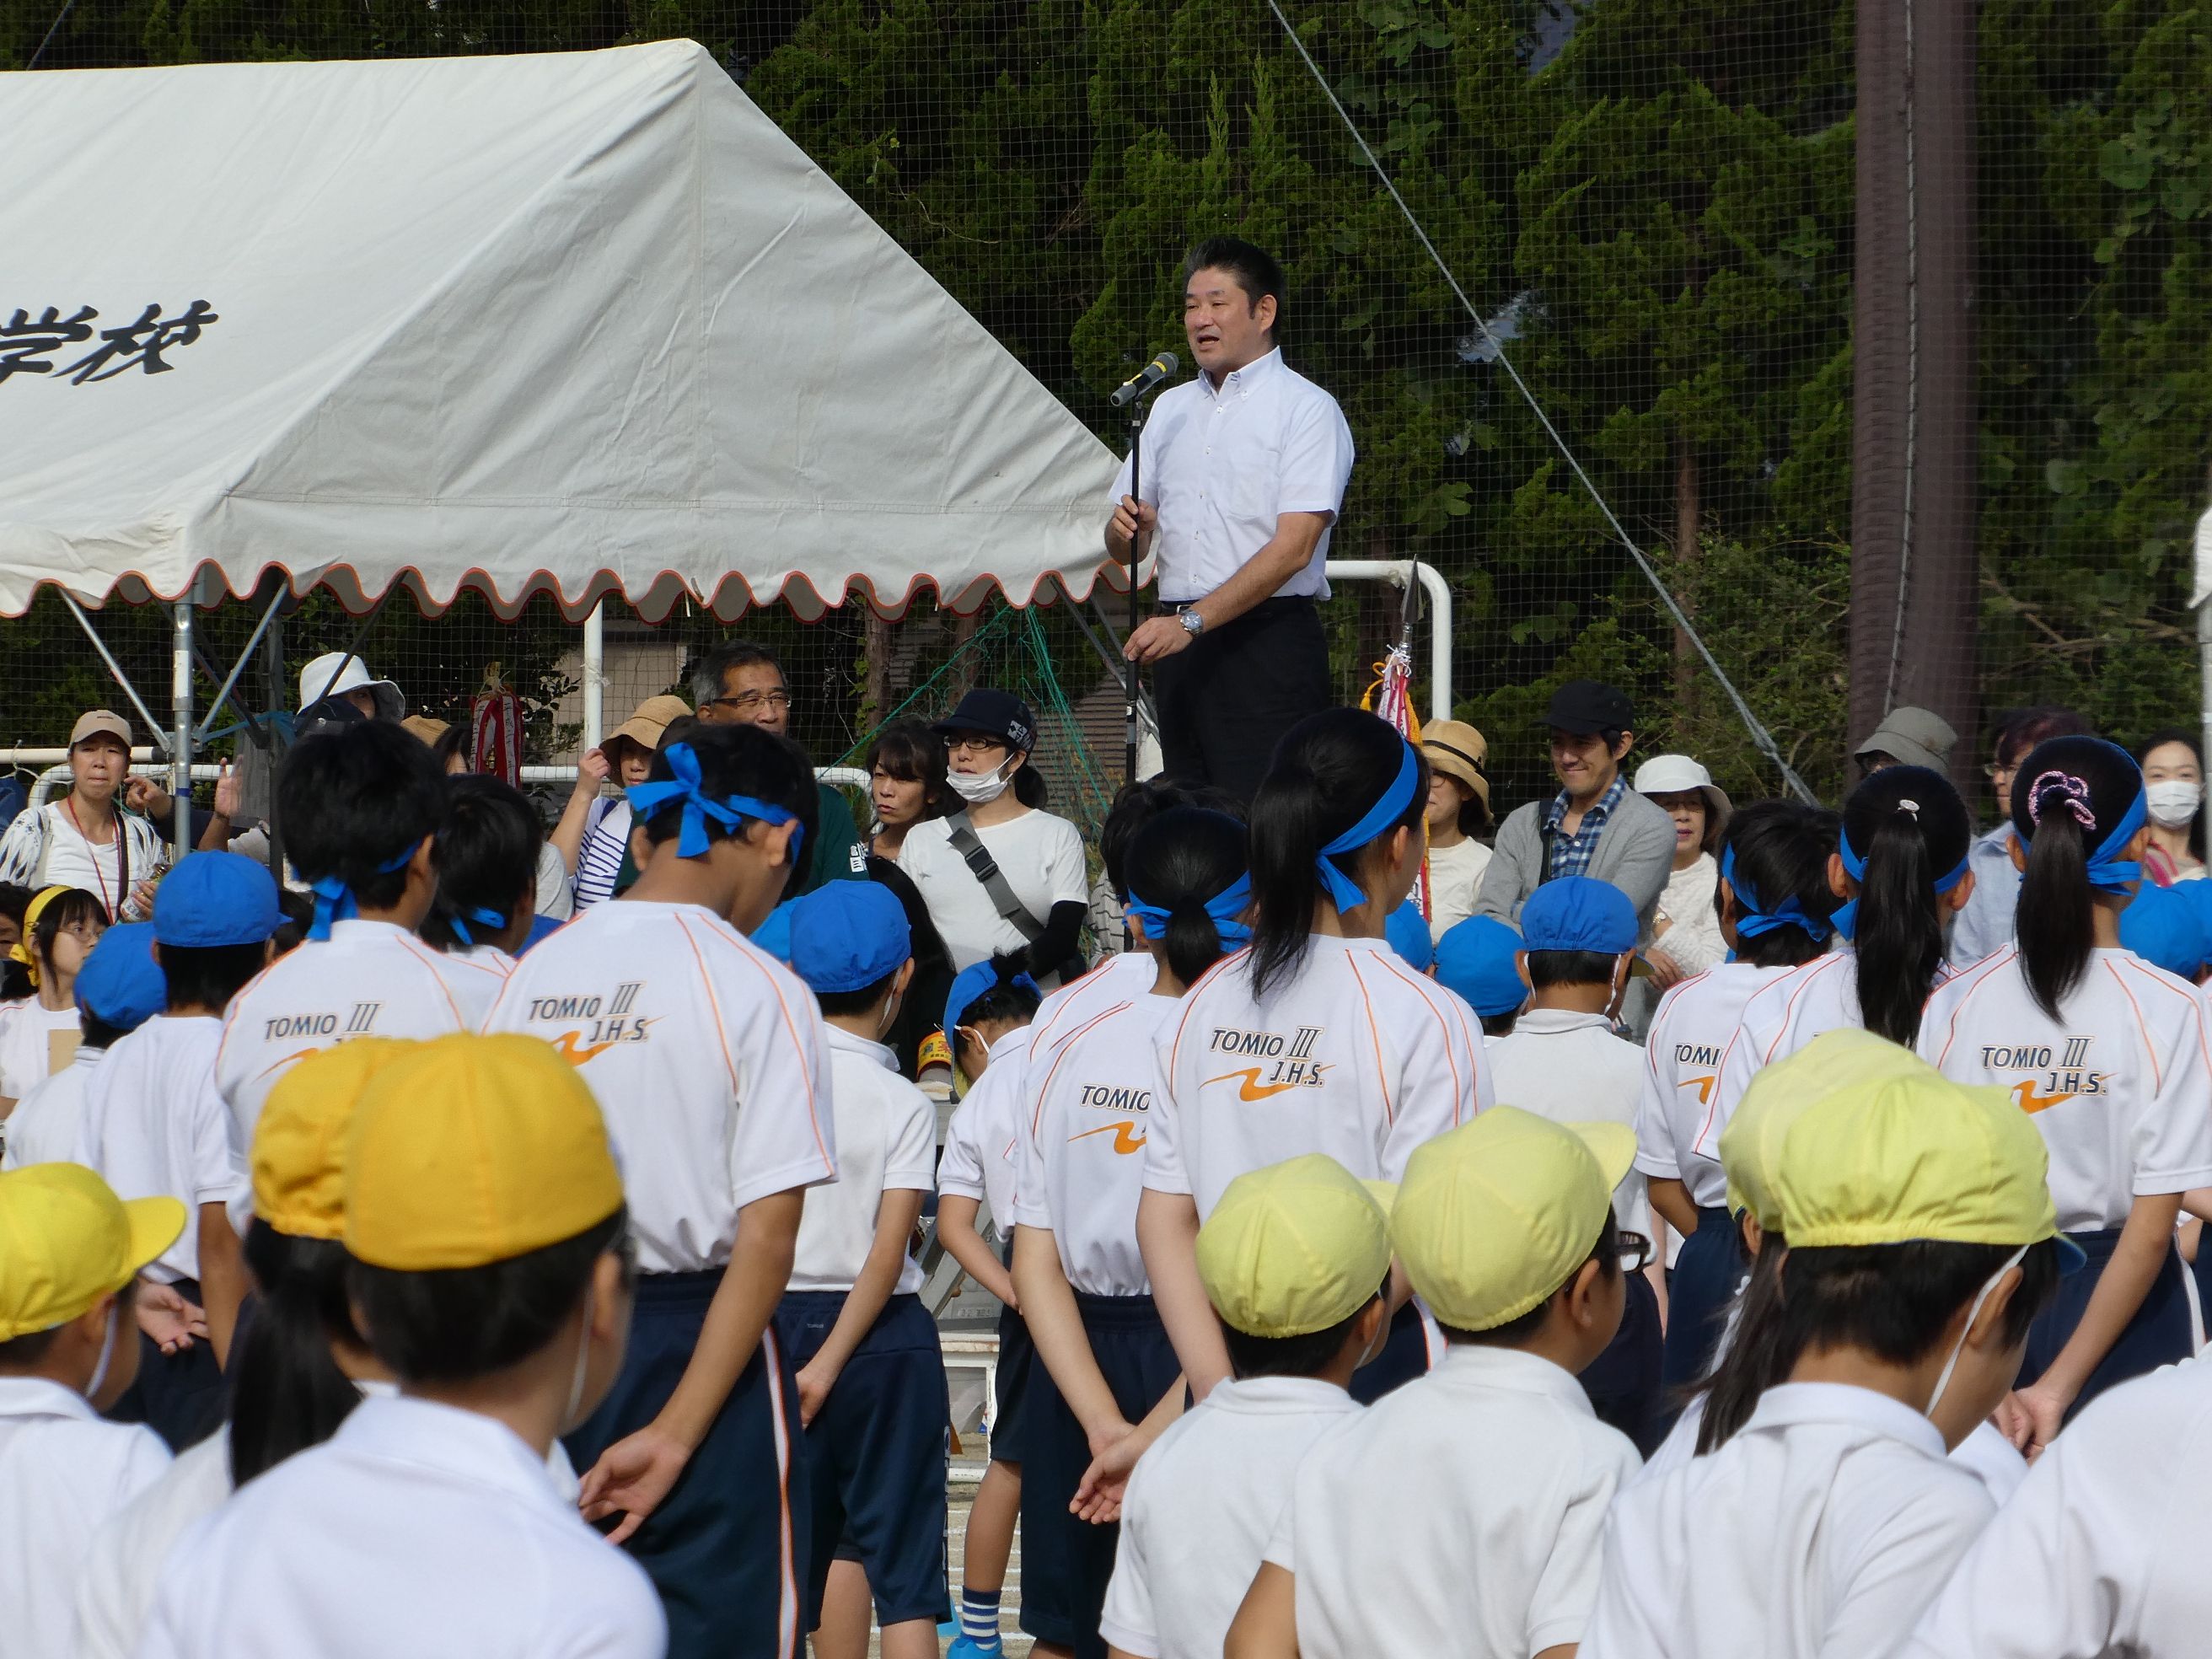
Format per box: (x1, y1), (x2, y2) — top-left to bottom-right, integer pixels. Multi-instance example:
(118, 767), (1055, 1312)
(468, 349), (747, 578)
(2136, 727), (2204, 886)
(896, 690), (1089, 982)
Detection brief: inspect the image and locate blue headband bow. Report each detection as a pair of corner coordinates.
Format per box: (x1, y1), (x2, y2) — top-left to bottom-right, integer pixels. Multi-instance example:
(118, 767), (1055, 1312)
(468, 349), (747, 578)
(1127, 872), (1254, 950)
(1721, 846), (1834, 947)
(1830, 825), (1973, 942)
(446, 905), (509, 948)
(626, 742), (807, 862)
(1315, 743), (1420, 914)
(2024, 767), (2147, 899)
(307, 840), (423, 942)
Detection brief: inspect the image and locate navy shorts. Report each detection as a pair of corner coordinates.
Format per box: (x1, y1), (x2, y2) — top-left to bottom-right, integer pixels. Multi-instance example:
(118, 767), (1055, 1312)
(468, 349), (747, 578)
(105, 1275), (228, 1453)
(1019, 1292), (1179, 1659)
(565, 1270), (809, 1659)
(774, 1291), (950, 1631)
(1660, 1206), (1738, 1405)
(2020, 1227), (2193, 1422)
(992, 1297), (1037, 1465)
(1350, 1299), (1431, 1404)
(1579, 1269), (1663, 1455)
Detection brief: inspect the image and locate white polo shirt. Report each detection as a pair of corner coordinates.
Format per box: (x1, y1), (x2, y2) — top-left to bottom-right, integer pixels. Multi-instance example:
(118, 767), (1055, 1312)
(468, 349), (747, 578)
(1917, 946), (2212, 1228)
(481, 899), (835, 1275)
(1585, 1382), (1992, 1659)
(0, 1377), (169, 1659)
(134, 1394), (663, 1659)
(1149, 937), (1490, 1218)
(1704, 948), (1869, 1159)
(1, 1043), (105, 1169)
(1098, 1376), (1361, 1659)
(0, 998), (81, 1102)
(1109, 347), (1356, 603)
(1635, 964), (1790, 1209)
(215, 920), (510, 1146)
(1013, 992), (1177, 1296)
(1485, 1008), (1651, 1241)
(936, 1026), (1035, 1236)
(1030, 950), (1157, 1052)
(75, 1017), (240, 1284)
(897, 809), (1088, 973)
(791, 1028), (936, 1295)
(75, 1431), (229, 1659)
(1264, 1345), (1638, 1658)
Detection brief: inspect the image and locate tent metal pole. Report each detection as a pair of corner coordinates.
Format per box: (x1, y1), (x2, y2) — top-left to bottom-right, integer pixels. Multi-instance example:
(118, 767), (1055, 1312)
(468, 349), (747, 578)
(56, 593), (169, 747)
(171, 597), (194, 863)
(196, 584), (288, 744)
(583, 601), (606, 751)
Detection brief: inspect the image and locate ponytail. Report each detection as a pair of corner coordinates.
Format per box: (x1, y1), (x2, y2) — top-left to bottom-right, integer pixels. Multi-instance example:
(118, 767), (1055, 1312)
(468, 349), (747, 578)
(1124, 808), (1252, 990)
(1693, 1240), (1790, 1453)
(2011, 735), (2149, 1019)
(228, 1220), (366, 1487)
(1837, 766), (1972, 1048)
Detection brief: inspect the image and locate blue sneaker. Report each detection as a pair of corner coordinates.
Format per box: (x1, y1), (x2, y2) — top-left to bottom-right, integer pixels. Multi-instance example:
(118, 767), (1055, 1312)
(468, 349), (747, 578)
(946, 1635), (1003, 1658)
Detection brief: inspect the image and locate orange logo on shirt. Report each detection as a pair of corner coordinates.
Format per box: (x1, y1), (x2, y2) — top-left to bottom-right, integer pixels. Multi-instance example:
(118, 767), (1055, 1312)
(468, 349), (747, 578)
(1070, 1119), (1147, 1155)
(2011, 1078), (2077, 1114)
(550, 1029), (621, 1066)
(1689, 1074), (1716, 1104)
(1205, 1064), (1331, 1101)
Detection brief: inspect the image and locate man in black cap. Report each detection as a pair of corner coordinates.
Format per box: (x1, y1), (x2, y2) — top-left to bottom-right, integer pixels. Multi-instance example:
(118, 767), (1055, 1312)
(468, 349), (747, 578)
(1473, 679), (1677, 932)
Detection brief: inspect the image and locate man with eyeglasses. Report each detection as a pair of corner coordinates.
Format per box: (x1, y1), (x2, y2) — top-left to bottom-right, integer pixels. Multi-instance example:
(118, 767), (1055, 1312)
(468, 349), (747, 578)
(689, 641), (869, 896)
(1947, 705), (2094, 969)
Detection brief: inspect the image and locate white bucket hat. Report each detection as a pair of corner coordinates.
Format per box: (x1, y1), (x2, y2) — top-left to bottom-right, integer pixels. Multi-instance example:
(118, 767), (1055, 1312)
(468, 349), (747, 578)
(1634, 754), (1731, 826)
(298, 652), (405, 721)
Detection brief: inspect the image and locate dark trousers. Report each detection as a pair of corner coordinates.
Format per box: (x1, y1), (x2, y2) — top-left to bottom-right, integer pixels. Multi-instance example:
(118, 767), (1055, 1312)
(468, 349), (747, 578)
(1152, 596), (1330, 803)
(105, 1274), (228, 1453)
(1580, 1270), (1664, 1456)
(2020, 1227), (2193, 1421)
(1658, 1206), (1739, 1420)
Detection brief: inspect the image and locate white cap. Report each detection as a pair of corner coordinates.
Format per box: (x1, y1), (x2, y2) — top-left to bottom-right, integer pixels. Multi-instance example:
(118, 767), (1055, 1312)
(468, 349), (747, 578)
(298, 652), (405, 721)
(1633, 754), (1731, 822)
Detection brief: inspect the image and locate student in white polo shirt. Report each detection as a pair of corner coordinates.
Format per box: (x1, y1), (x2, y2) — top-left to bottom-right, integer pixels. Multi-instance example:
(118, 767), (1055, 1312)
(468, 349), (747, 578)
(136, 1033), (662, 1659)
(1918, 735), (2212, 1452)
(1581, 1059), (2072, 1659)
(1146, 709), (1489, 1409)
(419, 773), (544, 974)
(215, 722), (501, 1147)
(1635, 801), (1839, 1399)
(481, 725), (832, 1659)
(1225, 1108), (1639, 1659)
(1098, 1155), (1382, 1659)
(2, 919), (165, 1171)
(776, 883), (948, 1659)
(0, 1162), (179, 1659)
(1012, 806), (1247, 1657)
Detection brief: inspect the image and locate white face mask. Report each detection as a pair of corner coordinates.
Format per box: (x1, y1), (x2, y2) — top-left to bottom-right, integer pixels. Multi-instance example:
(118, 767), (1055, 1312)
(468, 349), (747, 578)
(85, 1302), (120, 1401)
(2146, 780), (2203, 829)
(561, 1284), (596, 1431)
(1924, 1243), (2028, 1422)
(944, 764), (1012, 808)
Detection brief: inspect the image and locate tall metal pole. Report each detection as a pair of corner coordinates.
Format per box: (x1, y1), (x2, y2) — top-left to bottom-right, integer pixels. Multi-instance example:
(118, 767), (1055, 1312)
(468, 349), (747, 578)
(583, 600), (606, 753)
(170, 595), (193, 863)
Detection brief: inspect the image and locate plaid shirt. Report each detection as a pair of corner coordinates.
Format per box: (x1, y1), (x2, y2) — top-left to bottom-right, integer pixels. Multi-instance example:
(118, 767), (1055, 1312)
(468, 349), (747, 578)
(1543, 774), (1626, 883)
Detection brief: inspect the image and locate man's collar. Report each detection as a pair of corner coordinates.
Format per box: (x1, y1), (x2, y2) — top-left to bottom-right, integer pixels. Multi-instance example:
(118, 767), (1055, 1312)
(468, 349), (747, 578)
(1203, 346), (1284, 400)
(1545, 772), (1624, 827)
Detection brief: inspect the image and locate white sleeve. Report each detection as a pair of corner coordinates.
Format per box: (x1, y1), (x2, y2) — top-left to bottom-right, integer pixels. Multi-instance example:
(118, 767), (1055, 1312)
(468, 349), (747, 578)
(1110, 445), (1136, 505)
(185, 1078), (244, 1208)
(1260, 1484), (1297, 1572)
(1044, 818), (1089, 910)
(1575, 1504), (1670, 1659)
(2131, 987), (2212, 1195)
(883, 1082), (938, 1194)
(1633, 1004), (1681, 1179)
(1817, 1479), (1994, 1659)
(1377, 982), (1485, 1182)
(1096, 1465), (1163, 1658)
(543, 1561), (672, 1659)
(1523, 1441), (1636, 1656)
(722, 953), (840, 1211)
(1275, 392), (1355, 518)
(937, 1095), (988, 1200)
(1142, 1011), (1195, 1196)
(1009, 1064), (1053, 1231)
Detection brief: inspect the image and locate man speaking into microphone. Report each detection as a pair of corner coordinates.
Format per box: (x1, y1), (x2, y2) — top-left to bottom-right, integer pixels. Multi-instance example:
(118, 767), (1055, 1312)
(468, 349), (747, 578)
(1105, 236), (1355, 803)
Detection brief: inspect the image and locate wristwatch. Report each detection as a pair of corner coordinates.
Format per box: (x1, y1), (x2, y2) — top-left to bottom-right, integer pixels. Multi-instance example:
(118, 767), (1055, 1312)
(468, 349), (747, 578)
(1178, 609), (1205, 639)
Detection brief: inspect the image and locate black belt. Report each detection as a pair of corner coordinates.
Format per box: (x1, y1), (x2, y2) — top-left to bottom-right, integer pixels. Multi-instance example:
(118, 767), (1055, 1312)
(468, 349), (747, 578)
(1159, 594), (1317, 620)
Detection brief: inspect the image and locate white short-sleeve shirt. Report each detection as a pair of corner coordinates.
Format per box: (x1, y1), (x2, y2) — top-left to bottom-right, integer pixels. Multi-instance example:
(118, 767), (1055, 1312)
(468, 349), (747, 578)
(1484, 1009), (1651, 1241)
(1264, 1345), (1637, 1658)
(1098, 1376), (1361, 1659)
(1030, 951), (1157, 1051)
(76, 1017), (241, 1283)
(1109, 347), (1356, 603)
(481, 899), (836, 1275)
(133, 1395), (663, 1659)
(74, 1431), (230, 1659)
(2, 1044), (105, 1168)
(1916, 946), (2212, 1228)
(0, 999), (82, 1102)
(1635, 963), (1791, 1209)
(936, 1026), (1035, 1235)
(1704, 948), (1872, 1160)
(896, 810), (1088, 973)
(791, 1028), (937, 1295)
(1148, 937), (1490, 1218)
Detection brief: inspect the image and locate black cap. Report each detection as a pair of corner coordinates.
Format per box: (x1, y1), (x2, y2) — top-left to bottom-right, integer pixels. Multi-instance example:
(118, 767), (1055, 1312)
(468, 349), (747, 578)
(932, 689), (1037, 753)
(1544, 679), (1634, 736)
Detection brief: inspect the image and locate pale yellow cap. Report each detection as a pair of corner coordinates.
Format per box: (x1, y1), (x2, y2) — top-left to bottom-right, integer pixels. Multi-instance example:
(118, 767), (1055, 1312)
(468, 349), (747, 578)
(1196, 1156), (1393, 1339)
(1390, 1107), (1635, 1332)
(251, 1039), (414, 1239)
(343, 1034), (625, 1270)
(1721, 1028), (1930, 1230)
(0, 1164), (184, 1341)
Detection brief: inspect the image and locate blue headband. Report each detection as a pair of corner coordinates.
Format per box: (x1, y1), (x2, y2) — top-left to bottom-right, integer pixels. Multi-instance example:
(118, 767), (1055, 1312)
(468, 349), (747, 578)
(2024, 767), (2147, 898)
(1127, 872), (1254, 950)
(1315, 743), (1420, 913)
(1720, 846), (1833, 946)
(1830, 825), (1972, 942)
(307, 840), (423, 942)
(626, 742), (807, 862)
(446, 905), (509, 948)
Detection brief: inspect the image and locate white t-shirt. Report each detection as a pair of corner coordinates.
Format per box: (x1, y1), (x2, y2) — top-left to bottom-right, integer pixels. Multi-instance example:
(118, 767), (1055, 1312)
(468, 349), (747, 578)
(1, 1043), (105, 1168)
(1426, 837), (1494, 944)
(1264, 1345), (1637, 1658)
(215, 920), (511, 1148)
(76, 1017), (240, 1283)
(482, 899), (836, 1275)
(1013, 992), (1177, 1296)
(1582, 1382), (1994, 1659)
(134, 1396), (663, 1659)
(897, 809), (1088, 972)
(1705, 948), (1897, 1159)
(1148, 936), (1490, 1219)
(1098, 1376), (1362, 1659)
(1030, 951), (1157, 1052)
(1484, 1009), (1650, 1241)
(0, 1377), (169, 1659)
(0, 999), (81, 1102)
(1635, 964), (1791, 1210)
(936, 1026), (1035, 1235)
(1917, 946), (2212, 1229)
(791, 1028), (936, 1295)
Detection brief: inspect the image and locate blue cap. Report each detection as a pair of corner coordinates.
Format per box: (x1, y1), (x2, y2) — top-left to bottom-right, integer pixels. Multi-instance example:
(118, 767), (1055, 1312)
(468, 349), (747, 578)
(944, 958), (1039, 1046)
(153, 851), (282, 948)
(751, 899), (799, 964)
(73, 922), (165, 1032)
(1520, 875), (1638, 955)
(1433, 916), (1529, 1017)
(1384, 900), (1434, 972)
(789, 883), (911, 994)
(2121, 881), (2212, 980)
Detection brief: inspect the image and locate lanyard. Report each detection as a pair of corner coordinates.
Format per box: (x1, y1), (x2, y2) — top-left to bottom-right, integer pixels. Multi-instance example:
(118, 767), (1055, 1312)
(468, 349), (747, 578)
(60, 796), (127, 920)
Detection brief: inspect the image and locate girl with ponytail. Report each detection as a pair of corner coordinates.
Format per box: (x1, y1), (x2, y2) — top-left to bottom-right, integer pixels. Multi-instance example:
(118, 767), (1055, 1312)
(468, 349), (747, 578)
(1918, 736), (2212, 1453)
(1141, 710), (1491, 1409)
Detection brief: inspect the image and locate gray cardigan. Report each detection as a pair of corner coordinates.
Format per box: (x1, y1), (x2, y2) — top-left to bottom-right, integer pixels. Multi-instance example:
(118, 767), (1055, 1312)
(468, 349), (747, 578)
(1472, 786), (1678, 932)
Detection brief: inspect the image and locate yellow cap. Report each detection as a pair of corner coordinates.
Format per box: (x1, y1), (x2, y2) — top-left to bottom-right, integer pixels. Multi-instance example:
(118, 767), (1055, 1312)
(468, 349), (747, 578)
(251, 1039), (415, 1239)
(1390, 1107), (1635, 1332)
(8, 886), (71, 986)
(343, 1034), (625, 1270)
(1775, 1066), (2064, 1251)
(1721, 1029), (1931, 1230)
(0, 1164), (185, 1340)
(1196, 1156), (1393, 1339)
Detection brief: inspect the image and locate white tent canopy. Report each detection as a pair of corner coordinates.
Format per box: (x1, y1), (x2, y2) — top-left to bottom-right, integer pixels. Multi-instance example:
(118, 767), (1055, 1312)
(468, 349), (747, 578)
(0, 41), (1123, 621)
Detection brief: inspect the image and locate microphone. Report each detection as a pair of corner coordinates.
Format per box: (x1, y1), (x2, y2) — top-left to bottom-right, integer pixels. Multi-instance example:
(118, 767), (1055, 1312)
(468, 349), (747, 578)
(1110, 351), (1179, 407)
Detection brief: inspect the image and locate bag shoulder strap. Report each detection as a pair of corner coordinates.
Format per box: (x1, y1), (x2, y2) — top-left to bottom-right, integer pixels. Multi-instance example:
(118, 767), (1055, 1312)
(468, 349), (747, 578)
(943, 812), (1045, 942)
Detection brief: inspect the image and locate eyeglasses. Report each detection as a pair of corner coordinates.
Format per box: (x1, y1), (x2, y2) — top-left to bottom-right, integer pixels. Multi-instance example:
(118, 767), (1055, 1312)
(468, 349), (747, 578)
(946, 734), (1011, 758)
(1613, 1229), (1654, 1273)
(706, 690), (792, 715)
(1984, 760), (2018, 783)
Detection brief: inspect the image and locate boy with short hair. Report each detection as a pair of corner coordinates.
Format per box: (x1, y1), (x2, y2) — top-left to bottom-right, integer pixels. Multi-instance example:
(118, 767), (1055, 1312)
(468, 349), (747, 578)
(778, 883), (948, 1659)
(1431, 915), (1527, 1040)
(421, 773), (545, 969)
(0, 1162), (180, 1657)
(136, 1032), (663, 1659)
(1227, 1107), (1640, 1659)
(3, 920), (165, 1170)
(1100, 1155), (1384, 1659)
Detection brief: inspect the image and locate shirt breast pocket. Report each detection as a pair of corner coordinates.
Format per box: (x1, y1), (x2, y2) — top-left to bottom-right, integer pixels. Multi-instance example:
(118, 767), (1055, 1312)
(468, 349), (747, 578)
(1232, 436), (1283, 523)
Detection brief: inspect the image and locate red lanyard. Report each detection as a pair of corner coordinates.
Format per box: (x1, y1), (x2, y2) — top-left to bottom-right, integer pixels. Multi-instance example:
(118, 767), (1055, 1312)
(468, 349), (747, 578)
(61, 795), (127, 920)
